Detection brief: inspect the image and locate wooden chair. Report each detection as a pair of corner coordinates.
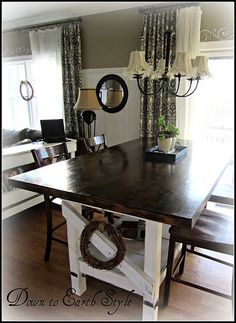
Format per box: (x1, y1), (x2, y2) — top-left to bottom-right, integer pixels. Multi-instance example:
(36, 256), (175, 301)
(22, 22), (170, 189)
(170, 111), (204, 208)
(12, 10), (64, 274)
(209, 161), (234, 206)
(31, 142), (69, 261)
(82, 134), (107, 153)
(82, 135), (114, 223)
(163, 208), (234, 307)
(209, 195), (234, 206)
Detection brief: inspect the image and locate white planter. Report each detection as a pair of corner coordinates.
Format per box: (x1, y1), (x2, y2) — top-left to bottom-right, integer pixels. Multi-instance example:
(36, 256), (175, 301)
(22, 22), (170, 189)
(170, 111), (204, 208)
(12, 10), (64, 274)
(157, 137), (173, 153)
(170, 137), (176, 151)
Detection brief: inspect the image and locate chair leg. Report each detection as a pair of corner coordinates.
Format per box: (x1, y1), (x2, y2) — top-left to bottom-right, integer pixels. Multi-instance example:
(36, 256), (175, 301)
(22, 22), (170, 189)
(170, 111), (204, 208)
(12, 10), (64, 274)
(178, 243), (187, 275)
(82, 206), (94, 221)
(104, 211), (114, 224)
(163, 237), (176, 307)
(44, 195), (53, 262)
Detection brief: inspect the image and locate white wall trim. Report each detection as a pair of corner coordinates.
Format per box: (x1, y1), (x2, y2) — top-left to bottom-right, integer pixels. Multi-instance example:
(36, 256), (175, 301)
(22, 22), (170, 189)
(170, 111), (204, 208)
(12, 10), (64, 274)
(3, 55), (33, 63)
(200, 40), (234, 57)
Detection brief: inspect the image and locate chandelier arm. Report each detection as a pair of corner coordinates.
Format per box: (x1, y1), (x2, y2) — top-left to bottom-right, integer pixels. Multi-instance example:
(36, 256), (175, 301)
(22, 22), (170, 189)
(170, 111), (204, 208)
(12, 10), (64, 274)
(168, 75), (181, 95)
(185, 80), (194, 96)
(167, 78), (200, 98)
(136, 76), (164, 96)
(168, 77), (192, 96)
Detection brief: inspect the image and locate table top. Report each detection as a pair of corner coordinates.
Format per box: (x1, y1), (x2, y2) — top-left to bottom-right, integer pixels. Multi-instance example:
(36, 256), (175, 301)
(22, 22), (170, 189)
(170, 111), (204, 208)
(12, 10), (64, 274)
(8, 138), (231, 228)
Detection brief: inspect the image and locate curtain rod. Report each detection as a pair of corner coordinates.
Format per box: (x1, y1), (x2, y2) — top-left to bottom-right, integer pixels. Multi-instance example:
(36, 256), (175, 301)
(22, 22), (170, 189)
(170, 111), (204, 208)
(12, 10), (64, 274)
(139, 2), (201, 14)
(3, 16), (82, 33)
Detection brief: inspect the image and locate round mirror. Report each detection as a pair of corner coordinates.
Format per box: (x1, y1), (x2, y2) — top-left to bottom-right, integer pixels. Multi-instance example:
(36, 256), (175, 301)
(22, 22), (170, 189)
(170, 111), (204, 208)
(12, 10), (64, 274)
(96, 74), (128, 113)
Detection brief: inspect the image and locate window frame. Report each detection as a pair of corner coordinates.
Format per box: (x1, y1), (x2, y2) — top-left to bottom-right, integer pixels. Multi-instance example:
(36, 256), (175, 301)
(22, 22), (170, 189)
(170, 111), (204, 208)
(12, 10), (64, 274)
(2, 56), (39, 130)
(176, 39), (234, 142)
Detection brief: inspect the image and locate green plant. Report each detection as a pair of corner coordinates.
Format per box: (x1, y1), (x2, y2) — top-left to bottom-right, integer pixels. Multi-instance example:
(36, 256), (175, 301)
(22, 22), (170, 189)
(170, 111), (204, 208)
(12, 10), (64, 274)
(157, 115), (166, 132)
(157, 115), (179, 138)
(166, 123), (179, 138)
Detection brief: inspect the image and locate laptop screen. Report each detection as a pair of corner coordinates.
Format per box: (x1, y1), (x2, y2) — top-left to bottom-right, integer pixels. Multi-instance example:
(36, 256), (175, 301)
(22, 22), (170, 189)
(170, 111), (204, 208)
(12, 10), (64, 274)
(40, 119), (66, 143)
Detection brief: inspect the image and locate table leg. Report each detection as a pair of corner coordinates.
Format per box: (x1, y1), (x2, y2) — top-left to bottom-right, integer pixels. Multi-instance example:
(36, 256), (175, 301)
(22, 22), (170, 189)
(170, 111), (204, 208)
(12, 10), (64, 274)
(142, 220), (162, 321)
(62, 202), (87, 296)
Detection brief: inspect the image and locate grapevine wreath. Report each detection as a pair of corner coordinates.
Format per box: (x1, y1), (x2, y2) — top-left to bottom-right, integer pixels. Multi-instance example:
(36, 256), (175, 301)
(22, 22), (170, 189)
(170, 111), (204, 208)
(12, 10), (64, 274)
(80, 220), (126, 270)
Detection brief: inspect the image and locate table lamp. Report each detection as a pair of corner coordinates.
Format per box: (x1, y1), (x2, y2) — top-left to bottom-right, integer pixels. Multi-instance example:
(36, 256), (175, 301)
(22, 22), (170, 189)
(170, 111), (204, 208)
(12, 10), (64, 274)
(73, 88), (101, 137)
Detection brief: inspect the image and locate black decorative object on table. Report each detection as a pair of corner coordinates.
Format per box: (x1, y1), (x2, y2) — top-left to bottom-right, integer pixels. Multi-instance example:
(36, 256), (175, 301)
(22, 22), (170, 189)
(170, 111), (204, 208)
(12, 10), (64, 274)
(145, 145), (187, 163)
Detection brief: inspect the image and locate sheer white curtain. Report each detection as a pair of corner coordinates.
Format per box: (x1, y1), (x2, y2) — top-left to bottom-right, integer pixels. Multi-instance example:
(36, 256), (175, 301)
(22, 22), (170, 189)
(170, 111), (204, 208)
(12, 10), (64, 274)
(175, 6), (202, 59)
(179, 57), (234, 144)
(175, 6), (202, 139)
(29, 27), (64, 129)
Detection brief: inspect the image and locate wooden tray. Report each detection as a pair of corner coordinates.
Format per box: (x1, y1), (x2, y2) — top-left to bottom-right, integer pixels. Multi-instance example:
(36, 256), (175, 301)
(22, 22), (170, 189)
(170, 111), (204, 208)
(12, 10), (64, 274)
(145, 145), (187, 163)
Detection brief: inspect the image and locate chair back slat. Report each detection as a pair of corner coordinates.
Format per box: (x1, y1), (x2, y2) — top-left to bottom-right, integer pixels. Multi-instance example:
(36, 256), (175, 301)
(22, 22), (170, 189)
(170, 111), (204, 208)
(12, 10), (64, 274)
(169, 209), (234, 255)
(31, 142), (69, 168)
(83, 135), (106, 153)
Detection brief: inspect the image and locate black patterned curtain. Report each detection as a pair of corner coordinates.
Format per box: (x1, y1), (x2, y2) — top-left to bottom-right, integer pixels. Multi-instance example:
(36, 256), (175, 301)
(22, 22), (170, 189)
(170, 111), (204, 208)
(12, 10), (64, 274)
(61, 21), (83, 137)
(140, 8), (177, 138)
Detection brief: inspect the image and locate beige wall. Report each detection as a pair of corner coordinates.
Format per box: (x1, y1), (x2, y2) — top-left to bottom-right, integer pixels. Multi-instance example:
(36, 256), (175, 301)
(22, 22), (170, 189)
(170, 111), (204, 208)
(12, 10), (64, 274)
(201, 2), (234, 40)
(201, 2), (234, 31)
(2, 30), (31, 56)
(81, 8), (142, 69)
(2, 3), (234, 68)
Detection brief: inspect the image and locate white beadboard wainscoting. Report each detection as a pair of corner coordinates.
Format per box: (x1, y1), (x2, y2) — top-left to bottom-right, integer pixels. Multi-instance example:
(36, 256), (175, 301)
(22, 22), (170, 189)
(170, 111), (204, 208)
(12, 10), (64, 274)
(82, 67), (140, 147)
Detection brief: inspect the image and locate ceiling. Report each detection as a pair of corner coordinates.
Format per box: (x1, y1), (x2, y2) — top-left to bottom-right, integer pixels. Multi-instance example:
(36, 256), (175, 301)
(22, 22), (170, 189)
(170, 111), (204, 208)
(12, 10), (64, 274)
(2, 1), (166, 30)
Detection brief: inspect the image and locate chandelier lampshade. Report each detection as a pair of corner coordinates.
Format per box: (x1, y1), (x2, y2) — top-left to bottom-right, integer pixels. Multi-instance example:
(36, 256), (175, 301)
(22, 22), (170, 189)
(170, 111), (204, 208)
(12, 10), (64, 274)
(126, 31), (210, 98)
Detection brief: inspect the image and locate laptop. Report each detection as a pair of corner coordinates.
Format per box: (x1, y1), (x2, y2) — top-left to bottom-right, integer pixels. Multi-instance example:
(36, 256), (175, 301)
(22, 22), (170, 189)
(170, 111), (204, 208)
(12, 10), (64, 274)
(40, 119), (70, 143)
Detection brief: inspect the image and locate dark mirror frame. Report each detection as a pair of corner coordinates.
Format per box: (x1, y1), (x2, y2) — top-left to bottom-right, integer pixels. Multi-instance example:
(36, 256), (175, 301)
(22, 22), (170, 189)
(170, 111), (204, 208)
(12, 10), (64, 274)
(96, 74), (128, 114)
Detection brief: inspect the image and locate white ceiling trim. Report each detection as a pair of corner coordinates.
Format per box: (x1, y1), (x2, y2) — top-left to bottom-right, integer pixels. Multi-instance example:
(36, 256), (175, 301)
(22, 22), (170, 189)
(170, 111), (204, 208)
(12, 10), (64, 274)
(2, 2), (162, 30)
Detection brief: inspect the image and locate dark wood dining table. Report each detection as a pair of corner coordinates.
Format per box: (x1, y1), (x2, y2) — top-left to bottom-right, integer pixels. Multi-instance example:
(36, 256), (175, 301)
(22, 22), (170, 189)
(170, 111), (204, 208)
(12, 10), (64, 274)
(8, 138), (231, 320)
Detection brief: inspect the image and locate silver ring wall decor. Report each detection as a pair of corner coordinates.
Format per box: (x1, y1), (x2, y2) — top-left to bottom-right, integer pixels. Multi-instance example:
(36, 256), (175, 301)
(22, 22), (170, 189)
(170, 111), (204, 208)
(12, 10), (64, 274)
(96, 74), (128, 113)
(20, 80), (34, 101)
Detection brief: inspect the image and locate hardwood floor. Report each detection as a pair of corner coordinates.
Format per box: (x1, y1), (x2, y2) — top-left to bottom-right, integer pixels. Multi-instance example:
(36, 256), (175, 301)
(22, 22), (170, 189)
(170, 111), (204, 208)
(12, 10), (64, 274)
(2, 203), (234, 321)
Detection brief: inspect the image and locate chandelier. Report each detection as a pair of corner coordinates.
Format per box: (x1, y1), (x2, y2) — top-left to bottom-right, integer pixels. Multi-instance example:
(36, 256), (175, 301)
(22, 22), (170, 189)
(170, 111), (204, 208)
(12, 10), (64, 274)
(126, 31), (210, 98)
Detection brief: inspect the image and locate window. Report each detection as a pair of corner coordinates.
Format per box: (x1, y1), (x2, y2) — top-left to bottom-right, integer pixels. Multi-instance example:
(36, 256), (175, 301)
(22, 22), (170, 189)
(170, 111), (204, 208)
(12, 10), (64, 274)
(177, 40), (234, 149)
(192, 56), (234, 192)
(189, 57), (234, 145)
(176, 41), (234, 195)
(2, 58), (40, 130)
(3, 55), (64, 131)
